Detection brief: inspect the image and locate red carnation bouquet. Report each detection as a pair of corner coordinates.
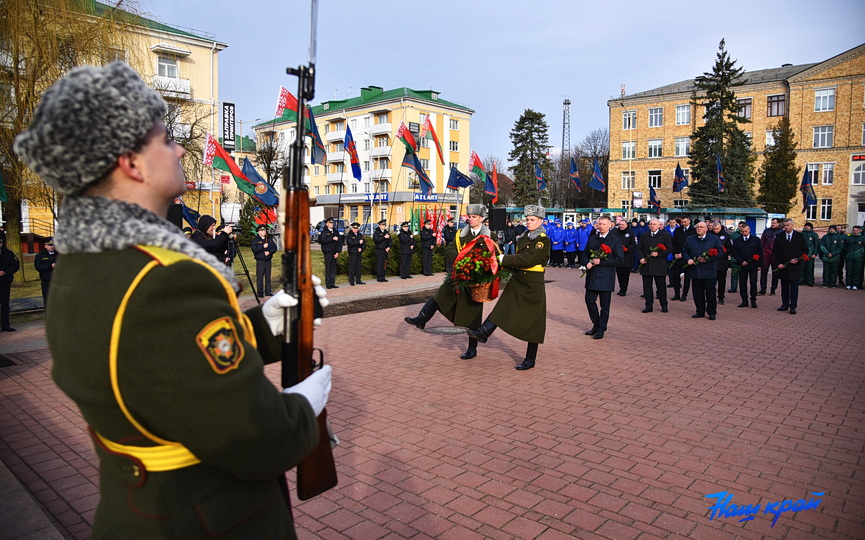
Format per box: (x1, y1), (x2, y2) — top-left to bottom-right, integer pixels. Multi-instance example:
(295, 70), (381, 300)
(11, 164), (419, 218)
(580, 243), (612, 278)
(694, 248), (719, 264)
(639, 244), (667, 268)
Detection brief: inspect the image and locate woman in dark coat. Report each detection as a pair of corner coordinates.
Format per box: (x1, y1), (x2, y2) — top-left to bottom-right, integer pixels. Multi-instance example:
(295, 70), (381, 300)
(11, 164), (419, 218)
(190, 215), (231, 261)
(467, 205), (551, 371)
(611, 220), (637, 296)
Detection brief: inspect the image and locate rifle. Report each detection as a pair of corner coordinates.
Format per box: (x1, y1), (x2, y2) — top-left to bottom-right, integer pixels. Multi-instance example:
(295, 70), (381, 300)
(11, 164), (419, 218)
(281, 0), (338, 501)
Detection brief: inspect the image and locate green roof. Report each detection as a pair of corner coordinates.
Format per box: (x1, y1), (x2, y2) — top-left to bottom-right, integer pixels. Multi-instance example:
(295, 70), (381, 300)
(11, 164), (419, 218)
(93, 1), (224, 43)
(256, 85), (473, 128)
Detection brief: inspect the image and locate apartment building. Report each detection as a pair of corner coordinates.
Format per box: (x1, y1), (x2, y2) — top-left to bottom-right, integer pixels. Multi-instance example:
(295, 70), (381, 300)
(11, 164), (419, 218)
(607, 43), (865, 227)
(255, 85), (474, 226)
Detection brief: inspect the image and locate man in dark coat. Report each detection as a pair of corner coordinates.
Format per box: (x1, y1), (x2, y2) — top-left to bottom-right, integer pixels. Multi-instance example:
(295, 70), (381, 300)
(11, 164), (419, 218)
(419, 219), (435, 276)
(250, 224), (276, 297)
(731, 224), (762, 308)
(671, 216), (696, 301)
(682, 221), (724, 320)
(398, 222), (415, 279)
(467, 205), (550, 371)
(0, 235), (20, 331)
(12, 61), (330, 539)
(345, 222), (366, 286)
(34, 237), (59, 310)
(319, 217), (343, 288)
(580, 216), (624, 340)
(760, 218), (782, 295)
(710, 221), (733, 305)
(502, 220), (517, 255)
(638, 218), (672, 313)
(190, 215), (231, 260)
(404, 205), (493, 360)
(772, 218), (808, 314)
(611, 219), (636, 296)
(373, 219), (392, 282)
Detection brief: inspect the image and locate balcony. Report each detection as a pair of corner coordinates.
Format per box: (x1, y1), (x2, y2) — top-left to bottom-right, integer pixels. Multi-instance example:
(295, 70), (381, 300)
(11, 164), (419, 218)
(326, 129), (346, 142)
(152, 75), (190, 99)
(370, 169), (392, 180)
(327, 173), (348, 184)
(370, 146), (391, 158)
(368, 122), (391, 136)
(327, 151), (347, 163)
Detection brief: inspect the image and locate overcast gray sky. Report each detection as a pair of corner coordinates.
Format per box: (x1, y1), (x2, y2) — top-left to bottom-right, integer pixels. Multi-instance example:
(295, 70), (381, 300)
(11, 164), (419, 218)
(141, 0), (864, 165)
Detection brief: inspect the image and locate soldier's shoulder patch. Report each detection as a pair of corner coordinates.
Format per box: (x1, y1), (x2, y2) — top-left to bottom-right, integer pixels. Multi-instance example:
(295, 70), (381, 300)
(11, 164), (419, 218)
(196, 317), (244, 374)
(536, 241), (545, 249)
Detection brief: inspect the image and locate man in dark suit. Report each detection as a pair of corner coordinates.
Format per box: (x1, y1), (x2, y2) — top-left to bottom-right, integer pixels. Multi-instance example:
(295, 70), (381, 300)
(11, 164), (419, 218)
(772, 218), (808, 314)
(731, 224), (762, 308)
(672, 216), (696, 301)
(682, 221), (724, 320)
(373, 219), (391, 282)
(345, 221), (366, 286)
(580, 215), (624, 340)
(320, 217), (343, 288)
(638, 218), (673, 313)
(419, 219), (435, 276)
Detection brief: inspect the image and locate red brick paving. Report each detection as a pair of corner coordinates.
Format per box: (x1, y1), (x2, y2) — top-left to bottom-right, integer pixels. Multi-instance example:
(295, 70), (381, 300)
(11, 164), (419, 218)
(1, 268), (864, 538)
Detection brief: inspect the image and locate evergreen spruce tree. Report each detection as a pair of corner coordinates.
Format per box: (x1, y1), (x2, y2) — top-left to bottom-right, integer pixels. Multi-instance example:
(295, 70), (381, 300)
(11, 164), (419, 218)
(756, 116), (800, 214)
(508, 109), (552, 207)
(687, 39), (756, 208)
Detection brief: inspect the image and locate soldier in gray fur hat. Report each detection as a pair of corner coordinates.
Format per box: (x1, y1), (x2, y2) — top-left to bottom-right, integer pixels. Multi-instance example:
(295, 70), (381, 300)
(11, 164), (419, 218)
(14, 62), (330, 538)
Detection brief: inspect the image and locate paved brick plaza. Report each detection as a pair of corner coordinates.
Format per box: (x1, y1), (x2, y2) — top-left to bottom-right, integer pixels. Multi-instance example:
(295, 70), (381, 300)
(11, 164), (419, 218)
(1, 268), (864, 539)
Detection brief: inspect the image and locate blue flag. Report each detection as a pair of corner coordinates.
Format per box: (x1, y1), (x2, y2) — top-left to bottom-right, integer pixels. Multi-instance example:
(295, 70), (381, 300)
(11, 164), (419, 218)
(673, 162), (688, 192)
(799, 168), (817, 213)
(447, 166), (474, 189)
(649, 186), (661, 215)
(241, 158), (280, 207)
(402, 153), (434, 196)
(569, 158), (581, 191)
(588, 158), (606, 192)
(344, 126), (362, 181)
(307, 110), (326, 165)
(179, 199), (200, 229)
(716, 155), (726, 193)
(535, 162), (546, 191)
(484, 168), (497, 200)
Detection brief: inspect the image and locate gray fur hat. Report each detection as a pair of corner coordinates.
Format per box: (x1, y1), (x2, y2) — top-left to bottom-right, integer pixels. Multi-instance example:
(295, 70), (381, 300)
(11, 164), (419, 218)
(524, 205), (545, 218)
(14, 61), (166, 195)
(465, 204), (487, 218)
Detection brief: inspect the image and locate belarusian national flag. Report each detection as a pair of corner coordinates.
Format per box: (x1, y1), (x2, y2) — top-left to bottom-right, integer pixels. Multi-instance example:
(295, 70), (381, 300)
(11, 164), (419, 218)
(469, 151), (486, 182)
(204, 133), (271, 206)
(420, 117), (444, 164)
(397, 122), (417, 154)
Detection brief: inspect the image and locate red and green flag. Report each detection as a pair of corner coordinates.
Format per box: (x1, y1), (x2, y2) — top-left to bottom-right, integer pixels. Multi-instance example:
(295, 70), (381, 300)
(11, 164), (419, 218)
(397, 122), (417, 154)
(469, 151), (486, 182)
(420, 117), (444, 164)
(204, 133), (271, 206)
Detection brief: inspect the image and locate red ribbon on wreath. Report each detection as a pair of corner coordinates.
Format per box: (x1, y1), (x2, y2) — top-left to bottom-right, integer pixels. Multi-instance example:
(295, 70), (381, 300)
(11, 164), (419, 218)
(454, 235), (501, 300)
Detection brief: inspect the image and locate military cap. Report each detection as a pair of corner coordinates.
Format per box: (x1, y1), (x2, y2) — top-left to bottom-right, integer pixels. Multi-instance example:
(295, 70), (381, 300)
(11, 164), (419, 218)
(465, 204), (487, 218)
(256, 224), (266, 232)
(524, 205), (545, 218)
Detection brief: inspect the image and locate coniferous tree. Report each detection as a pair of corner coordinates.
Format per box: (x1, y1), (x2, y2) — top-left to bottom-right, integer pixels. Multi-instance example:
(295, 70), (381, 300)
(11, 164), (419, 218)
(687, 39), (756, 208)
(508, 109), (552, 207)
(756, 116), (800, 214)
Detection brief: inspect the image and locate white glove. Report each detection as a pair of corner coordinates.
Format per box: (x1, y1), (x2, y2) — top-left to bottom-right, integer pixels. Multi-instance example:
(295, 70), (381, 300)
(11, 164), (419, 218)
(282, 365), (332, 416)
(498, 254), (505, 264)
(262, 291), (297, 336)
(312, 275), (328, 327)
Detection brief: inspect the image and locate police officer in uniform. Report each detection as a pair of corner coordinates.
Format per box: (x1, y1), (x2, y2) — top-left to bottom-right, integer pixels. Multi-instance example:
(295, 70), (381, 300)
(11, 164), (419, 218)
(373, 219), (391, 282)
(0, 235), (19, 331)
(320, 217), (343, 288)
(34, 237), (59, 310)
(250, 224), (275, 297)
(346, 221), (366, 286)
(419, 219), (435, 276)
(14, 62), (332, 539)
(398, 221), (415, 279)
(467, 205), (551, 371)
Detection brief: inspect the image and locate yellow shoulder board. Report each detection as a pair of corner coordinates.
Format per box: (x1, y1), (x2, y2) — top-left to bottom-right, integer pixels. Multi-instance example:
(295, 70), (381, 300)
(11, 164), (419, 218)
(136, 245), (191, 266)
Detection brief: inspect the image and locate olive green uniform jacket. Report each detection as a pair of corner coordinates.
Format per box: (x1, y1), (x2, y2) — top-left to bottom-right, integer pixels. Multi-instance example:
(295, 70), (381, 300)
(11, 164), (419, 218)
(433, 230), (497, 329)
(47, 245), (318, 539)
(488, 232), (551, 344)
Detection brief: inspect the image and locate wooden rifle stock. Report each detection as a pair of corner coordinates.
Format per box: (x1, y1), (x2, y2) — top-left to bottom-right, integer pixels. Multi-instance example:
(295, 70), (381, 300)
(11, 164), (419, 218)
(282, 0), (337, 500)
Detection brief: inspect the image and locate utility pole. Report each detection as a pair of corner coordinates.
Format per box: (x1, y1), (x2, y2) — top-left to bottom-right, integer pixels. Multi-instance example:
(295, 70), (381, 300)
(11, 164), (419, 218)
(562, 98), (571, 209)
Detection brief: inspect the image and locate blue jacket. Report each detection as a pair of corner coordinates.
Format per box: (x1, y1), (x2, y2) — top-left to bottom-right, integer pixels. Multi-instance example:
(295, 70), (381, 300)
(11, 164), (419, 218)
(549, 225), (565, 251)
(563, 225), (578, 253)
(575, 224), (594, 251)
(682, 234), (724, 279)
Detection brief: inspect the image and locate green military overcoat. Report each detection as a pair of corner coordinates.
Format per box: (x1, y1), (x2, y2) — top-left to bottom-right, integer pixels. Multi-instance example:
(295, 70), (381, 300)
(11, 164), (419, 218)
(47, 245), (318, 539)
(433, 229), (498, 329)
(488, 231), (551, 344)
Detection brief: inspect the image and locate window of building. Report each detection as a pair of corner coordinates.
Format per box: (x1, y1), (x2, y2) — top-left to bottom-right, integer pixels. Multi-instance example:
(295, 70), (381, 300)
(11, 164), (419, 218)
(737, 98), (752, 119)
(419, 113), (427, 124)
(805, 204), (817, 220)
(332, 141), (344, 152)
(648, 170), (662, 189)
(820, 199), (832, 220)
(363, 139), (370, 151)
(622, 110), (636, 130)
(673, 200), (687, 208)
(314, 166), (320, 175)
(376, 136), (389, 147)
(421, 158), (430, 169)
(862, 123), (865, 146)
(331, 120), (344, 131)
(675, 105), (690, 125)
(765, 130), (776, 148)
(648, 139), (663, 158)
(157, 56), (178, 78)
(854, 163), (865, 185)
(351, 183), (358, 194)
(350, 119), (357, 131)
(375, 113), (388, 124)
(621, 171), (635, 190)
(331, 163), (344, 174)
(813, 126), (834, 148)
(622, 141), (635, 160)
(648, 107), (663, 128)
(449, 118), (459, 130)
(449, 140), (459, 151)
(814, 88), (835, 112)
(767, 95), (786, 117)
(621, 200), (632, 212)
(363, 116), (370, 128)
(674, 137), (690, 157)
(449, 162), (459, 170)
(314, 186), (320, 196)
(364, 183), (370, 192)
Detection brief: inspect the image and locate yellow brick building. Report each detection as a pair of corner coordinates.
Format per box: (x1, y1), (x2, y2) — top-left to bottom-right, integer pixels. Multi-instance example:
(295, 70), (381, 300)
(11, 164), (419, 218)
(255, 86), (474, 228)
(607, 43), (865, 228)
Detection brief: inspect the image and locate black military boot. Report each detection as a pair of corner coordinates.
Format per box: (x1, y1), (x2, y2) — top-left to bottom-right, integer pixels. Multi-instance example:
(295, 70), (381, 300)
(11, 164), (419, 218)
(466, 320), (497, 344)
(460, 337), (478, 359)
(516, 343), (538, 371)
(404, 298), (438, 330)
